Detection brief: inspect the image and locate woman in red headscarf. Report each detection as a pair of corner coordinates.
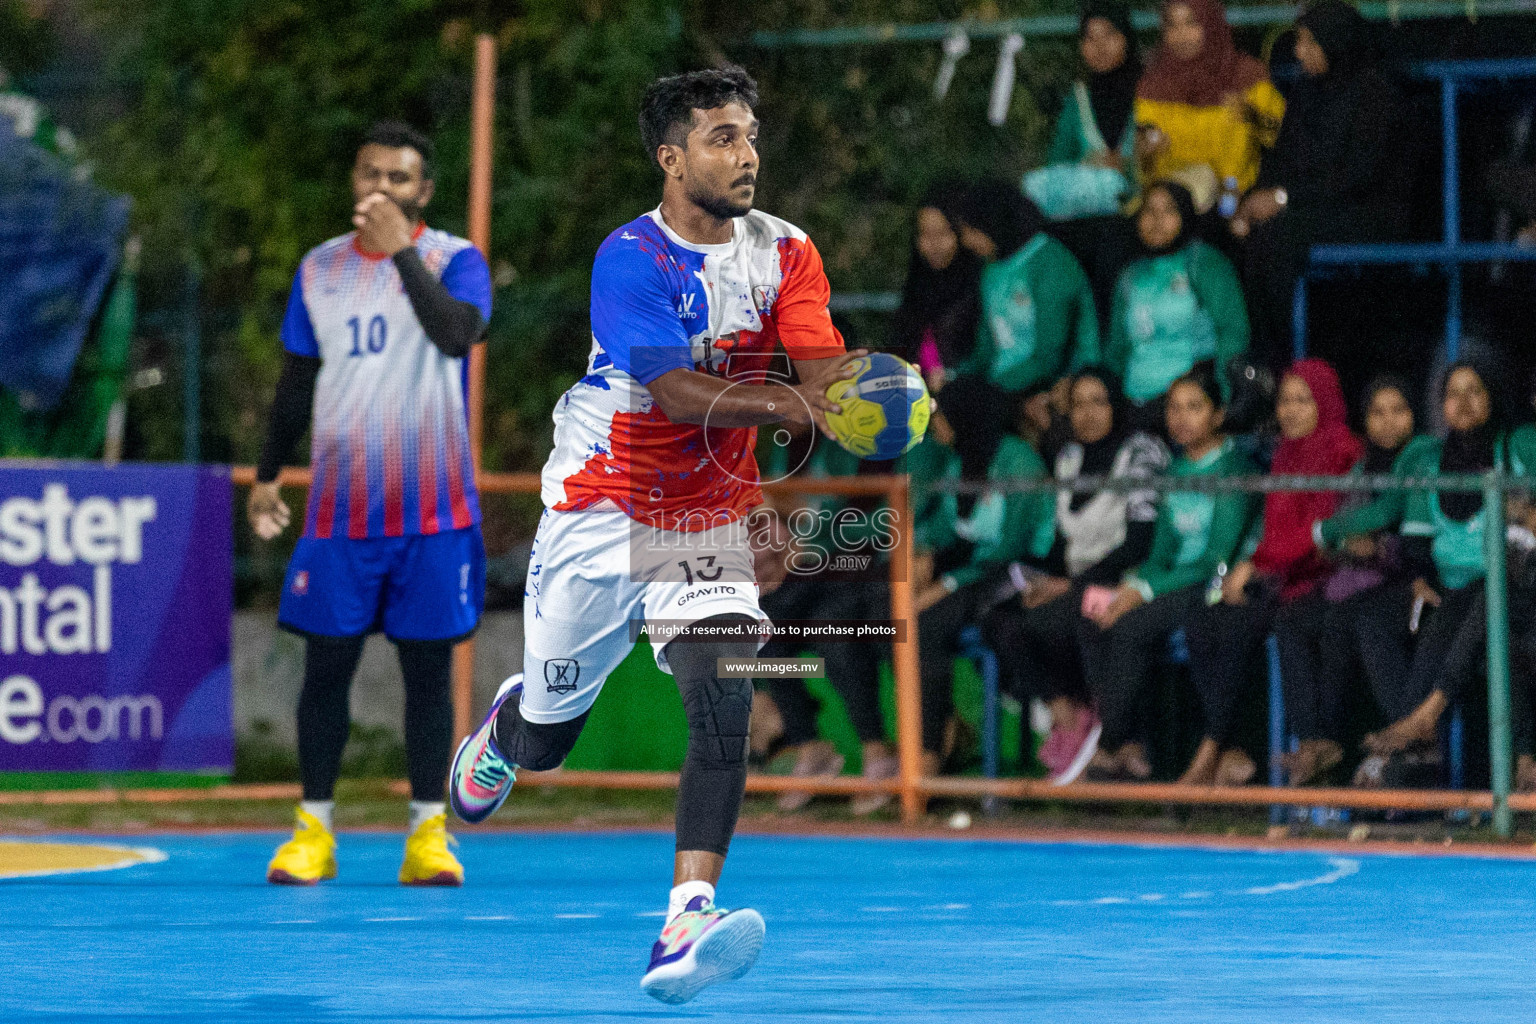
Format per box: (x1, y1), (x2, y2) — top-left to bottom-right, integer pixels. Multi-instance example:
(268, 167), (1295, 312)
(1177, 359), (1362, 786)
(1134, 0), (1285, 198)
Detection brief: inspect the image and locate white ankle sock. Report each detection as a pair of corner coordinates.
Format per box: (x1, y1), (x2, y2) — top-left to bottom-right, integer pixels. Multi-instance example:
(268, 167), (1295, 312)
(300, 800), (334, 832)
(667, 880), (715, 923)
(409, 801), (446, 833)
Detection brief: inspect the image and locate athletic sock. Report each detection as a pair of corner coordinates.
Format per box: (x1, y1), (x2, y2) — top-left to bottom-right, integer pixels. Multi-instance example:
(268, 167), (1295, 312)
(667, 880), (716, 923)
(300, 800), (334, 832)
(409, 800), (446, 833)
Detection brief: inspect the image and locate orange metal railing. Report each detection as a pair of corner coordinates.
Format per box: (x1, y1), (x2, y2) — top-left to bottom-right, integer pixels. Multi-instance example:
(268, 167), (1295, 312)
(226, 466), (1531, 826)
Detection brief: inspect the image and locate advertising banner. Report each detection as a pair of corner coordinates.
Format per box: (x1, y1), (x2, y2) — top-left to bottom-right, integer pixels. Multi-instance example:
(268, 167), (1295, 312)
(0, 462), (232, 772)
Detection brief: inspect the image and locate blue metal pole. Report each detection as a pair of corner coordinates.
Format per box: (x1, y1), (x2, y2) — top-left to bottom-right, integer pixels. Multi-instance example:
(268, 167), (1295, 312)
(1266, 635), (1285, 824)
(1442, 79), (1462, 362)
(1291, 275), (1309, 362)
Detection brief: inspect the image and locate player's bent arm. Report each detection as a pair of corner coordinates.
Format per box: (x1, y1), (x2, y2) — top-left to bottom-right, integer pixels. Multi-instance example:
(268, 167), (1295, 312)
(647, 352), (866, 436)
(393, 248), (487, 358)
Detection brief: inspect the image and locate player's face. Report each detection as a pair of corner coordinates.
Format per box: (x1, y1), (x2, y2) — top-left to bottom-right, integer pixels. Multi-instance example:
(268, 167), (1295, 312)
(915, 207), (958, 271)
(1165, 379), (1222, 450)
(1070, 376), (1115, 445)
(1137, 187), (1183, 251)
(1081, 17), (1129, 75)
(1366, 386), (1414, 451)
(1443, 367), (1491, 435)
(1276, 373), (1320, 441)
(1294, 25), (1330, 77)
(1162, 3), (1205, 63)
(676, 102), (759, 220)
(352, 144), (434, 221)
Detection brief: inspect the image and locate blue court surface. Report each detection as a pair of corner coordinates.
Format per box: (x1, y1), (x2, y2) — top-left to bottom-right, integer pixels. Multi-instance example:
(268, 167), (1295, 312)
(2, 830), (1534, 1023)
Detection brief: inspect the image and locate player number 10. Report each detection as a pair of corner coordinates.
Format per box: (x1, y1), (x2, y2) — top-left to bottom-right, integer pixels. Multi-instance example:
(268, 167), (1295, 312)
(346, 314), (388, 357)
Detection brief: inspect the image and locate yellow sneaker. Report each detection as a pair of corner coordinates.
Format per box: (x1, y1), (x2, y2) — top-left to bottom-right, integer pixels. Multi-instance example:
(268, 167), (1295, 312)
(399, 813), (463, 887)
(266, 807), (337, 885)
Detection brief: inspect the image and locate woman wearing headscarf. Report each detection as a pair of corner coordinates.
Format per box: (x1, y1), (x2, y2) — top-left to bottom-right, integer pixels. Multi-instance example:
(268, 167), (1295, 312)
(1079, 361), (1258, 780)
(1287, 377), (1418, 780)
(890, 185), (984, 391)
(981, 366), (1170, 783)
(949, 182), (1100, 400)
(1106, 180), (1250, 428)
(1233, 0), (1410, 369)
(1037, 0), (1149, 332)
(1173, 359), (1361, 786)
(1321, 355), (1535, 786)
(1133, 0), (1285, 198)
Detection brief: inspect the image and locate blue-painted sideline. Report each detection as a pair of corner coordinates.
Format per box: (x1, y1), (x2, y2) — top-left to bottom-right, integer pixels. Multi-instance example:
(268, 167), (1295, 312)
(2, 831), (1534, 1022)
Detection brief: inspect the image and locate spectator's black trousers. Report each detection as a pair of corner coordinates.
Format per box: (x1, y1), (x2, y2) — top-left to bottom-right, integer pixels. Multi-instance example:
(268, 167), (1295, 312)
(981, 585), (1093, 707)
(1082, 585), (1204, 751)
(918, 577), (999, 754)
(1318, 579), (1417, 722)
(761, 580), (888, 748)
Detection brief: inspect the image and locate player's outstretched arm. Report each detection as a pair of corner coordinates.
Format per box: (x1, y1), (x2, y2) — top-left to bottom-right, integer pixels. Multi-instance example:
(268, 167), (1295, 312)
(647, 349), (867, 439)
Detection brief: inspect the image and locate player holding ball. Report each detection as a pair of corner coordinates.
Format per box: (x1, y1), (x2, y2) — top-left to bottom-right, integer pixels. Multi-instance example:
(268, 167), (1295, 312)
(447, 66), (907, 1003)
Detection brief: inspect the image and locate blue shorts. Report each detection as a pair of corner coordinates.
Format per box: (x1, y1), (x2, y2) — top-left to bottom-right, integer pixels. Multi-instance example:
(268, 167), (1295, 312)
(278, 527), (485, 642)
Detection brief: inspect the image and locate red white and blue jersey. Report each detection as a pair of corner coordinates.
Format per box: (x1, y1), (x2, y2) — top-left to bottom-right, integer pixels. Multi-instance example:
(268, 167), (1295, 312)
(541, 208), (844, 531)
(281, 225), (493, 539)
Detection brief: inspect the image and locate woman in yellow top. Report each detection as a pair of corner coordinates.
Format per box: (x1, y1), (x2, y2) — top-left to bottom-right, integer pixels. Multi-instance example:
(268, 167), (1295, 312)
(1134, 0), (1285, 197)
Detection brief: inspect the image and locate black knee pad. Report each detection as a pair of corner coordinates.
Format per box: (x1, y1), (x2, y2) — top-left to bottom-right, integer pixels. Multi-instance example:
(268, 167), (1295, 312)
(494, 696), (589, 773)
(666, 614), (759, 767)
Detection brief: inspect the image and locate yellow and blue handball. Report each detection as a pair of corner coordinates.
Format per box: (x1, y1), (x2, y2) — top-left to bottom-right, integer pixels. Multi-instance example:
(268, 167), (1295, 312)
(824, 352), (931, 460)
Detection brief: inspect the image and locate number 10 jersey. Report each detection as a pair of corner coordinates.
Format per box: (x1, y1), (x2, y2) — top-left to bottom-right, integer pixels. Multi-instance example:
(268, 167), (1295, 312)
(280, 226), (493, 540)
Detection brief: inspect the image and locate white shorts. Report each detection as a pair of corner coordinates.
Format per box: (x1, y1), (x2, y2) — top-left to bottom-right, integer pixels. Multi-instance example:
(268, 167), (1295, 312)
(520, 503), (766, 724)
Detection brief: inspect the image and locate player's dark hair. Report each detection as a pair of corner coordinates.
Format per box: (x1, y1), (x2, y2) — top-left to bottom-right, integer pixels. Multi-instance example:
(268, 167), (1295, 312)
(639, 66), (759, 168)
(359, 120), (436, 179)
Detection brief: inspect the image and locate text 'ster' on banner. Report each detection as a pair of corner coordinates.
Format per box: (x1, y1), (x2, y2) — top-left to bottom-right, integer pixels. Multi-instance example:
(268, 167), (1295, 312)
(0, 462), (233, 772)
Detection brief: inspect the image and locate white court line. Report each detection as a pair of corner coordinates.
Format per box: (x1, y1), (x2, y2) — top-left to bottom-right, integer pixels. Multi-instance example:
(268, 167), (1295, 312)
(269, 920), (317, 925)
(860, 906), (905, 913)
(634, 910), (668, 918)
(1242, 857), (1360, 895)
(465, 915), (514, 921)
(554, 913), (599, 919)
(365, 917), (420, 923)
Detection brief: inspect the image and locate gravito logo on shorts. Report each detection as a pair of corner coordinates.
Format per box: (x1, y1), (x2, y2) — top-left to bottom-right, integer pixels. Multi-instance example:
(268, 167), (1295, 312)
(0, 675), (163, 745)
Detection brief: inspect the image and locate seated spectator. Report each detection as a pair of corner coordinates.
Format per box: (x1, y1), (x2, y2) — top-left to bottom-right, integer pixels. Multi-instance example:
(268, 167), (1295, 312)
(1027, 0), (1141, 223)
(1107, 180), (1250, 427)
(1080, 361), (1258, 779)
(1039, 0), (1149, 331)
(912, 403), (1057, 774)
(1334, 357), (1534, 786)
(982, 367), (1169, 783)
(1133, 0), (1284, 200)
(948, 182), (1100, 404)
(1177, 360), (1361, 787)
(1233, 0), (1411, 369)
(891, 185), (984, 392)
(1300, 375), (1417, 783)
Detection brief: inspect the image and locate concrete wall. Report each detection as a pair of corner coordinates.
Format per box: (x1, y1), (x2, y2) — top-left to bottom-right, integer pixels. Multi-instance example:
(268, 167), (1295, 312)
(233, 611), (525, 743)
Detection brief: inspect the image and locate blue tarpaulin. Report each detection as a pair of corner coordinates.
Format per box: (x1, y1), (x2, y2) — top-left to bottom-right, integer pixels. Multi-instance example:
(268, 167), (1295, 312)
(0, 117), (129, 411)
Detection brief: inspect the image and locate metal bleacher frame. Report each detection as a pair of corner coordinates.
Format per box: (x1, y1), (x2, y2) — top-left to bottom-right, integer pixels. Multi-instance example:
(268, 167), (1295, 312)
(1293, 58), (1536, 363)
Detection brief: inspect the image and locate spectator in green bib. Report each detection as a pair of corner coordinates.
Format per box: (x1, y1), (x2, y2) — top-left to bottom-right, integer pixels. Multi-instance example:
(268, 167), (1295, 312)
(1320, 356), (1535, 785)
(1106, 180), (1249, 431)
(944, 182), (1100, 448)
(1079, 361), (1259, 780)
(909, 401), (1058, 774)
